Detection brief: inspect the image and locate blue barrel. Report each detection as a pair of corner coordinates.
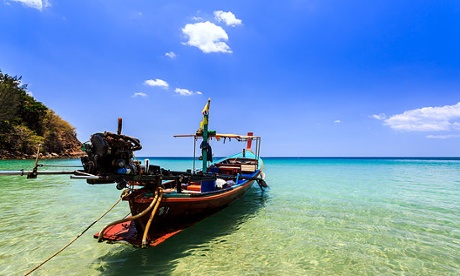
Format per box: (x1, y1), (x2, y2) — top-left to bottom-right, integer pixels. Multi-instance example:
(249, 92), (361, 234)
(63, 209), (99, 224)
(201, 180), (216, 192)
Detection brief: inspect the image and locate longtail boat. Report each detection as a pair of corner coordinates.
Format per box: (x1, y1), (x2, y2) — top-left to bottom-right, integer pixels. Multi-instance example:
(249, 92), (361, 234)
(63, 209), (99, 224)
(0, 98), (267, 248)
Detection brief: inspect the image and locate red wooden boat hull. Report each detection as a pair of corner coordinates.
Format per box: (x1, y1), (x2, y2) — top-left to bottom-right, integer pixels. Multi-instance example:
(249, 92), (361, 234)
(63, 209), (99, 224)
(95, 175), (259, 247)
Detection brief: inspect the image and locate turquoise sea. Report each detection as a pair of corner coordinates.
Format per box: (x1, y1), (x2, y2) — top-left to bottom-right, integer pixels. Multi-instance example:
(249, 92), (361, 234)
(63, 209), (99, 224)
(0, 157), (459, 275)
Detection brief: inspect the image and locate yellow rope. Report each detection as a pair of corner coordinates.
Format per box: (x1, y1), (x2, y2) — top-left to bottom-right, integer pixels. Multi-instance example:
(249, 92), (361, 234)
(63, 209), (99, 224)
(23, 197), (122, 276)
(142, 187), (163, 248)
(97, 187), (160, 242)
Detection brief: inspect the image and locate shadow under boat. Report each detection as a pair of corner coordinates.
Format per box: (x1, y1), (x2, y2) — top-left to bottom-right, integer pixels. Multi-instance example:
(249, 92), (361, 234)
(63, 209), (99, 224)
(92, 187), (269, 275)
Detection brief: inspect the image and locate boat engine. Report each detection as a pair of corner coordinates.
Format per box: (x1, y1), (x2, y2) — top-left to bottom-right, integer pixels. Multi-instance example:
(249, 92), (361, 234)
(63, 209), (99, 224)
(81, 132), (142, 180)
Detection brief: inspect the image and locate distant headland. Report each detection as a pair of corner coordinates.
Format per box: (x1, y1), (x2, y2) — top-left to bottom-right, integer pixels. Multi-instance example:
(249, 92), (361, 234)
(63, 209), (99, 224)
(0, 70), (83, 160)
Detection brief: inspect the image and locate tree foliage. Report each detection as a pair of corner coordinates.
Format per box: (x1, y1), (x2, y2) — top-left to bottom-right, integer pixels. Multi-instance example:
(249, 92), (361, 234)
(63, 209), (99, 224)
(0, 71), (22, 122)
(43, 109), (78, 153)
(0, 70), (81, 158)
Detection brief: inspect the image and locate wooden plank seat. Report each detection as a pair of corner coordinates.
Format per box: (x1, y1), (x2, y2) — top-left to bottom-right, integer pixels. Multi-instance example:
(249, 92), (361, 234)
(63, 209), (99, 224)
(215, 165), (240, 175)
(241, 164), (257, 173)
(211, 158), (259, 175)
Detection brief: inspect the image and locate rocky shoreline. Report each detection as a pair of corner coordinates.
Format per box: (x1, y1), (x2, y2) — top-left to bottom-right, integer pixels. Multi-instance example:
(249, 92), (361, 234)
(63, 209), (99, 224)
(0, 149), (86, 160)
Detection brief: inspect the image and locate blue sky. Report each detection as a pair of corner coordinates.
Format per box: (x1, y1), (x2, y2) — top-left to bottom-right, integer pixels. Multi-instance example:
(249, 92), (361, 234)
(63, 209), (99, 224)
(1, 0), (460, 157)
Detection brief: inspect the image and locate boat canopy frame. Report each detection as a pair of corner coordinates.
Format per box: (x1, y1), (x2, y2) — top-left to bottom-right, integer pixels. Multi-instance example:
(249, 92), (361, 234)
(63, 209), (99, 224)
(174, 133), (262, 173)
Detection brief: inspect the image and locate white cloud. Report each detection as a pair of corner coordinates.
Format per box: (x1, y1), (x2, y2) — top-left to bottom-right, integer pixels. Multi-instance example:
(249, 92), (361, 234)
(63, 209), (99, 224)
(214, 11), (242, 27)
(10, 0), (50, 11)
(142, 78), (201, 96)
(426, 134), (460, 139)
(165, 52), (176, 59)
(144, 79), (169, 88)
(371, 113), (386, 120)
(132, 92), (148, 98)
(174, 88), (194, 96)
(128, 11), (143, 20)
(182, 21), (232, 53)
(374, 102), (460, 132)
(334, 120), (341, 123)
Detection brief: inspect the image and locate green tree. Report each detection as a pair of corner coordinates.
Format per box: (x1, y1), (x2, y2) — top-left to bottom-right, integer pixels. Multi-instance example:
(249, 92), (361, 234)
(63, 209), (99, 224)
(0, 70), (47, 154)
(7, 125), (44, 155)
(0, 69), (81, 158)
(16, 90), (48, 136)
(43, 109), (78, 153)
(0, 70), (48, 135)
(0, 70), (22, 122)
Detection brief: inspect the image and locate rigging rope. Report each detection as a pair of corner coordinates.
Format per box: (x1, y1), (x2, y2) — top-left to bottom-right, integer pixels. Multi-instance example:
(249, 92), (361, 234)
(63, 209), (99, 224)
(23, 197), (123, 276)
(97, 187), (162, 243)
(142, 187), (163, 248)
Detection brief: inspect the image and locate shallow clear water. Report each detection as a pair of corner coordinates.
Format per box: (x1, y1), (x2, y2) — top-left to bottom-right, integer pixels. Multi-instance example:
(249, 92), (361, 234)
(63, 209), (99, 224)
(0, 158), (459, 275)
